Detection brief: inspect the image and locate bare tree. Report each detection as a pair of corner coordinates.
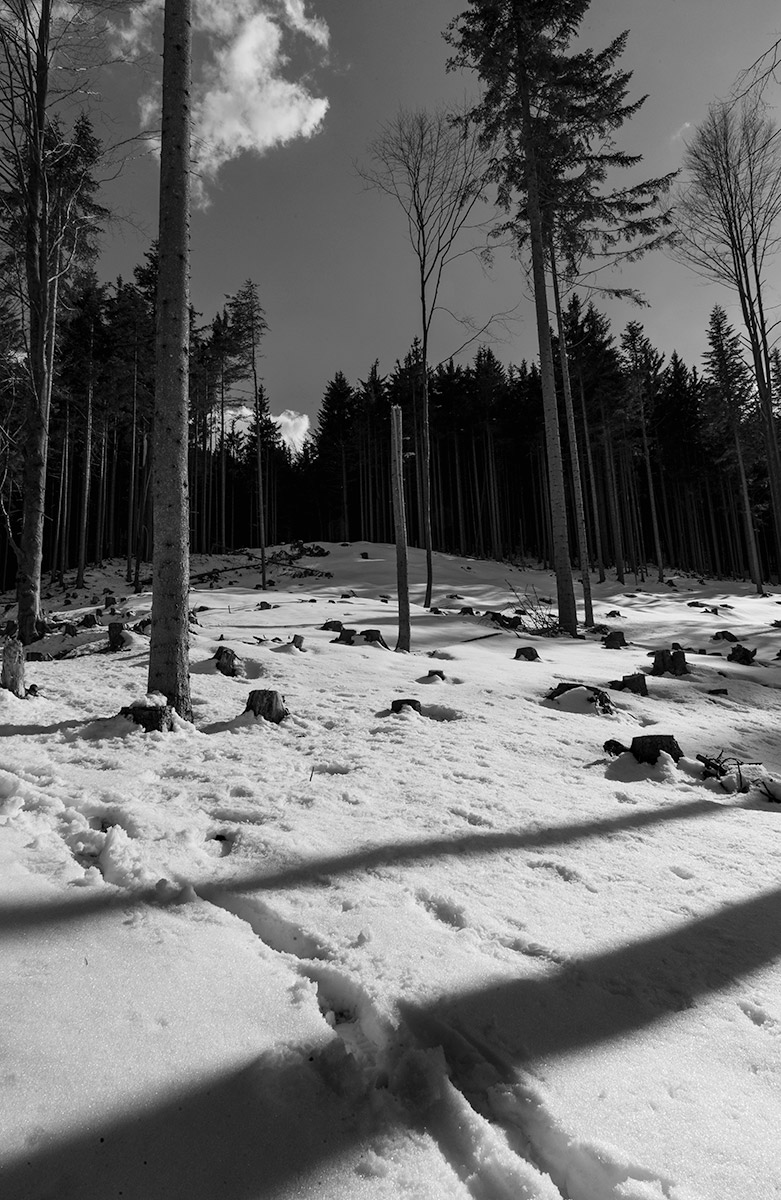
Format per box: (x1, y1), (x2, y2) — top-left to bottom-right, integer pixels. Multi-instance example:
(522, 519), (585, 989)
(146, 0), (192, 720)
(359, 107), (490, 608)
(672, 98), (781, 567)
(0, 1), (113, 642)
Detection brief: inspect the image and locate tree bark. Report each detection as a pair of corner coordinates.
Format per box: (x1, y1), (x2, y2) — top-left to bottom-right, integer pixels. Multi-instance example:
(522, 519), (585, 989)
(390, 406), (411, 652)
(147, 0), (193, 721)
(512, 17), (576, 633)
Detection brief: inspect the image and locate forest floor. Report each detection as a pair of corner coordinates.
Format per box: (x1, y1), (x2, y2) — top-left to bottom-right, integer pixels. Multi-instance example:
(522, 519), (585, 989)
(1, 542), (780, 1200)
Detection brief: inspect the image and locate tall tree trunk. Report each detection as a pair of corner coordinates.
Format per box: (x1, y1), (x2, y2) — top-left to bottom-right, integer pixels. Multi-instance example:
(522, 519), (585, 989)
(734, 427), (762, 592)
(550, 260), (593, 625)
(16, 0), (53, 643)
(75, 323), (94, 589)
(638, 390), (664, 582)
(147, 0), (193, 720)
(512, 22), (576, 632)
(578, 374), (605, 582)
(390, 406), (411, 651)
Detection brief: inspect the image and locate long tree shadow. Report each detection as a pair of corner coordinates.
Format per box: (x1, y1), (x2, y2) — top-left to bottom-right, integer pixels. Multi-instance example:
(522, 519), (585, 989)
(3, 832), (781, 1196)
(401, 881), (781, 1064)
(0, 794), (741, 936)
(0, 1045), (392, 1200)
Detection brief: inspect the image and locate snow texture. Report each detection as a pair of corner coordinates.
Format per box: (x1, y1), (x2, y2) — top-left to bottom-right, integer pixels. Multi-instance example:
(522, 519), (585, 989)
(1, 542), (780, 1200)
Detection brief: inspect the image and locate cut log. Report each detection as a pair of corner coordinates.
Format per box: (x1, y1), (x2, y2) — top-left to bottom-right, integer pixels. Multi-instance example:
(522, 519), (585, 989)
(107, 622), (125, 652)
(214, 646), (239, 677)
(244, 689), (288, 723)
(603, 630), (627, 649)
(391, 698), (422, 714)
(1, 638), (25, 698)
(120, 704), (175, 732)
(514, 646), (541, 661)
(608, 673), (648, 696)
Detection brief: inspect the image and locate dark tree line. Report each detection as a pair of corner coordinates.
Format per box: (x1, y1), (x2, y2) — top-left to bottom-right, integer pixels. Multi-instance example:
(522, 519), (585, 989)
(1, 247), (778, 597)
(303, 299), (778, 589)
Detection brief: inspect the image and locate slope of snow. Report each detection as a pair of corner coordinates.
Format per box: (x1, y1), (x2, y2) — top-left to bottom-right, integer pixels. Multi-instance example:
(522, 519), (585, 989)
(1, 543), (780, 1200)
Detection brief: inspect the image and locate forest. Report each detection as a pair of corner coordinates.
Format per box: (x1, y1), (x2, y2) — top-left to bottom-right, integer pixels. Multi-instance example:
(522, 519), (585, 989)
(2, 262), (776, 595)
(2, 0), (781, 668)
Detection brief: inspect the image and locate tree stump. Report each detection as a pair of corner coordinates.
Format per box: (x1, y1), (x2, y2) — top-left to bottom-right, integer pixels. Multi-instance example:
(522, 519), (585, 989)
(244, 689), (288, 723)
(80, 613), (99, 628)
(712, 630), (737, 642)
(291, 634), (305, 651)
(459, 607), (478, 616)
(213, 646), (239, 676)
(1, 638), (25, 698)
(548, 682), (614, 714)
(107, 622), (126, 652)
(605, 609), (623, 618)
(391, 698), (422, 714)
(728, 644), (756, 665)
(514, 646), (540, 661)
(426, 669), (445, 681)
(650, 648), (689, 676)
(603, 630), (627, 649)
(321, 620), (343, 632)
(120, 704), (175, 732)
(333, 628), (357, 645)
(608, 673), (648, 696)
(604, 734), (683, 764)
(360, 629), (389, 648)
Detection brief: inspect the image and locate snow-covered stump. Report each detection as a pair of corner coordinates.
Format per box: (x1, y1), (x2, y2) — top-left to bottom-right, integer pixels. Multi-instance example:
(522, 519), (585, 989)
(603, 630), (627, 649)
(1, 638), (25, 698)
(391, 698), (421, 714)
(604, 734), (683, 764)
(213, 646), (239, 677)
(107, 622), (125, 652)
(514, 646), (540, 661)
(728, 644), (757, 665)
(244, 689), (288, 723)
(119, 704), (175, 732)
(650, 648), (689, 676)
(608, 673), (648, 696)
(360, 629), (390, 648)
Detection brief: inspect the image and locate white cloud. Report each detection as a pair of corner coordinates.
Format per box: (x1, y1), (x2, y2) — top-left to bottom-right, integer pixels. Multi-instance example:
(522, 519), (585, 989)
(195, 10), (328, 183)
(114, 0), (329, 191)
(273, 409), (310, 455)
(671, 122), (692, 143)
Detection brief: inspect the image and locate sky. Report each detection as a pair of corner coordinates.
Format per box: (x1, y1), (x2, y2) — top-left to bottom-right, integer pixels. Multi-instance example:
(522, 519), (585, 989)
(97, 0), (781, 434)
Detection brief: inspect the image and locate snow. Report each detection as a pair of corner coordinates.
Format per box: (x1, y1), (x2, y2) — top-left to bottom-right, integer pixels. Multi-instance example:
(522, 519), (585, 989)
(1, 542), (780, 1200)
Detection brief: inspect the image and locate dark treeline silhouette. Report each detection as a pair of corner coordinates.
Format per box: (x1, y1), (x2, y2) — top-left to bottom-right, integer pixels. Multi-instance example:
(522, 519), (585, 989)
(1, 248), (778, 593)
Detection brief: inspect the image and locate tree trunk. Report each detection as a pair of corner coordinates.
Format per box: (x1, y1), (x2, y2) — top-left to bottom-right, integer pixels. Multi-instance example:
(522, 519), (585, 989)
(390, 406), (411, 652)
(512, 28), (576, 633)
(147, 0), (193, 721)
(734, 426), (762, 592)
(550, 259), (593, 625)
(75, 323), (94, 589)
(578, 374), (605, 582)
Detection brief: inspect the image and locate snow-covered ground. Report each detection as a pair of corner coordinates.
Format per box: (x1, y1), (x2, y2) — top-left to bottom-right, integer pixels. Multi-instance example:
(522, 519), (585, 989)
(1, 542), (780, 1200)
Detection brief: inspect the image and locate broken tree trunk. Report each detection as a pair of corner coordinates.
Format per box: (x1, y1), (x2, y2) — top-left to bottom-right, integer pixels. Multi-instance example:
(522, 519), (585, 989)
(244, 689), (288, 723)
(1, 639), (26, 698)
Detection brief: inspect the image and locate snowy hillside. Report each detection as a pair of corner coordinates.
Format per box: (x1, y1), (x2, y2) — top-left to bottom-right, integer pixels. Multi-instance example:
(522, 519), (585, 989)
(1, 542), (780, 1200)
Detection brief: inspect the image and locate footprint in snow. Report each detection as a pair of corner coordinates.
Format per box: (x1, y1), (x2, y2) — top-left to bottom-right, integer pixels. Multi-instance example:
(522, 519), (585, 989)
(738, 999), (779, 1029)
(416, 888), (469, 929)
(449, 806), (493, 828)
(527, 857), (599, 893)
